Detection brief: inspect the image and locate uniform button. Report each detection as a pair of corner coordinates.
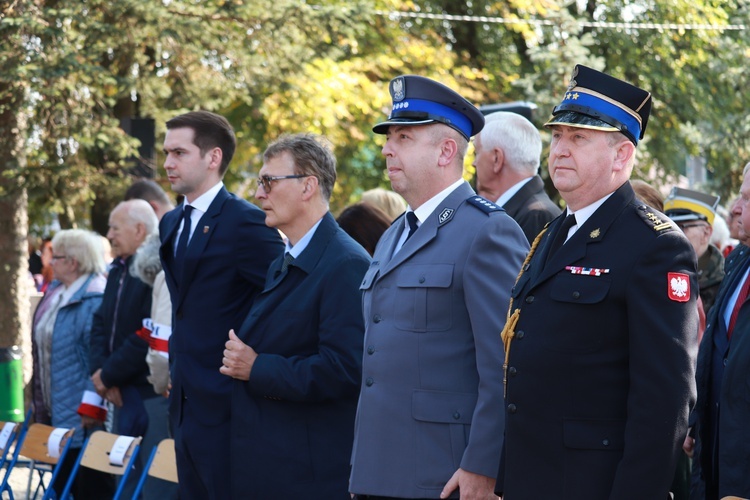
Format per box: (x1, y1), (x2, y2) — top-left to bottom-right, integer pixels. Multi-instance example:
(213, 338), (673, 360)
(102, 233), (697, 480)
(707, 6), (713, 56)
(366, 346), (375, 355)
(525, 296), (534, 304)
(511, 286), (516, 294)
(365, 377), (374, 387)
(516, 330), (525, 339)
(362, 279), (367, 285)
(602, 439), (610, 447)
(572, 291), (580, 299)
(373, 314), (382, 323)
(419, 276), (425, 283)
(523, 263), (530, 271)
(453, 412), (461, 420)
(723, 358), (728, 366)
(508, 366), (517, 376)
(507, 404), (517, 414)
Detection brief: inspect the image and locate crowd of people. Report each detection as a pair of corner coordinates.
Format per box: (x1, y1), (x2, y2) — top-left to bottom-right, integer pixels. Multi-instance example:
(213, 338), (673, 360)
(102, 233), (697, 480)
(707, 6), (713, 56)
(24, 64), (750, 500)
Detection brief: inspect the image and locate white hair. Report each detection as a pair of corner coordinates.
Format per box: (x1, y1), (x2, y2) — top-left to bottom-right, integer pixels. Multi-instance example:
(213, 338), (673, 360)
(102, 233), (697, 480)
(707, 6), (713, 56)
(479, 111), (542, 175)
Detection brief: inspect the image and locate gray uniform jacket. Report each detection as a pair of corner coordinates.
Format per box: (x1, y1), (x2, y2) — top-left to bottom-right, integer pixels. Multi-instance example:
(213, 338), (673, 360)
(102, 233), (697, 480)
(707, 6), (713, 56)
(349, 181), (529, 498)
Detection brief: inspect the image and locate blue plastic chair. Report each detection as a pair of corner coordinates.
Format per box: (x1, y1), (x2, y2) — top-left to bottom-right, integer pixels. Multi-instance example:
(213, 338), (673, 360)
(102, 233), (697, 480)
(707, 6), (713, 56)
(131, 438), (177, 499)
(0, 422), (74, 500)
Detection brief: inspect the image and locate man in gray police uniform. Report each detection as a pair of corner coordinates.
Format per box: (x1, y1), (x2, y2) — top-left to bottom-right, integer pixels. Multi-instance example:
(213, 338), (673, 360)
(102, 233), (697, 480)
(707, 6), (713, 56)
(349, 75), (529, 500)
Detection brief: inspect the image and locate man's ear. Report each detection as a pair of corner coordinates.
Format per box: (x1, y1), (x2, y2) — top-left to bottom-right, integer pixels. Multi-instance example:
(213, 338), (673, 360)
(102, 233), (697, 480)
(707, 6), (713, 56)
(437, 138), (459, 167)
(612, 139), (635, 172)
(208, 147), (223, 171)
(493, 147), (505, 174)
(301, 175), (319, 201)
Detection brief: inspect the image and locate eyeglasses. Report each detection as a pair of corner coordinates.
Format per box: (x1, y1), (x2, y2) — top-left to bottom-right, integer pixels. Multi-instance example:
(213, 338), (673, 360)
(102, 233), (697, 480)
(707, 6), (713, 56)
(256, 174), (308, 193)
(51, 255), (68, 261)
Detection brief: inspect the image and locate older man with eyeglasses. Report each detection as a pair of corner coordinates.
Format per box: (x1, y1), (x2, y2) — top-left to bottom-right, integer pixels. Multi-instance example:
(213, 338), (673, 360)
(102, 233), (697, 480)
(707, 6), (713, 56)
(220, 133), (370, 499)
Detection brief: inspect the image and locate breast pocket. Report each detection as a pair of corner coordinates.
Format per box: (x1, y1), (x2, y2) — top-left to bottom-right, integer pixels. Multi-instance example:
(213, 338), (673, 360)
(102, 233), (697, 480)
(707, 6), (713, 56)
(550, 272), (611, 304)
(395, 264), (453, 332)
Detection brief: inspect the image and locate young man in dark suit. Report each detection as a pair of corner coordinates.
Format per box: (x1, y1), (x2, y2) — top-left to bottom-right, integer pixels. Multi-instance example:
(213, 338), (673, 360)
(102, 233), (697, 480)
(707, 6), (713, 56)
(497, 65), (698, 499)
(220, 133), (370, 499)
(159, 111), (283, 499)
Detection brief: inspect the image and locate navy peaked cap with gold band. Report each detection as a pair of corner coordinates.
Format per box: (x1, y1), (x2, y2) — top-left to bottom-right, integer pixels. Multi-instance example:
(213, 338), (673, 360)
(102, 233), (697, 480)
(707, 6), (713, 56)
(373, 75), (485, 140)
(544, 65), (652, 145)
(664, 187), (720, 225)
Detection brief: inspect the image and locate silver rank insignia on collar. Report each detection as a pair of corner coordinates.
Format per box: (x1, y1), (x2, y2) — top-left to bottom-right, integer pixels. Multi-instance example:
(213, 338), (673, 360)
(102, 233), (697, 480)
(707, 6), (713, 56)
(439, 208), (455, 225)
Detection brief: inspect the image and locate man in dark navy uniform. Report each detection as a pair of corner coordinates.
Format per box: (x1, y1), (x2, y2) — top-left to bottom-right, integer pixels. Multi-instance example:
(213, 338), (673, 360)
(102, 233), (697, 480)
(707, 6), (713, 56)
(496, 65), (699, 500)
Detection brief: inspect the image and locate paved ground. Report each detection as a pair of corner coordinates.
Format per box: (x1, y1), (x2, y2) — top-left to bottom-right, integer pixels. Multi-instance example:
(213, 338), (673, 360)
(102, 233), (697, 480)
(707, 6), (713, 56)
(2, 462), (45, 500)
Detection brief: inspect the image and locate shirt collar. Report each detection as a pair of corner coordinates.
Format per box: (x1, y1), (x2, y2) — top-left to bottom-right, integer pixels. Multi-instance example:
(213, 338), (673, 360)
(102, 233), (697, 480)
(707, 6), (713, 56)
(496, 176), (534, 207)
(409, 178), (465, 226)
(184, 181), (224, 215)
(285, 216), (324, 259)
(566, 192), (614, 228)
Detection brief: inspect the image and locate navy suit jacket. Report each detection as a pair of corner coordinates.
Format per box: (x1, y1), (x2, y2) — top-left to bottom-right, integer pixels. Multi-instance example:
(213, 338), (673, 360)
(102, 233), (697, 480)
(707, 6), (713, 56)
(502, 175), (561, 244)
(694, 244), (750, 497)
(159, 186), (284, 427)
(228, 212), (370, 499)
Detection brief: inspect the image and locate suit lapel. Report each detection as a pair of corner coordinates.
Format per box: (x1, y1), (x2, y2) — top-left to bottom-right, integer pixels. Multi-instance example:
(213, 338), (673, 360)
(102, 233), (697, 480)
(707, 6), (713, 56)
(503, 175), (543, 218)
(237, 212), (337, 343)
(532, 183), (632, 287)
(175, 187), (231, 308)
(160, 208), (182, 290)
(380, 183), (473, 279)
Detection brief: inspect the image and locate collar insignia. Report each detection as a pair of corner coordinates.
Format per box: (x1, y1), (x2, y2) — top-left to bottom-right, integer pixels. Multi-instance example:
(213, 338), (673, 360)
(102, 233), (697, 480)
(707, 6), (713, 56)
(439, 208), (455, 225)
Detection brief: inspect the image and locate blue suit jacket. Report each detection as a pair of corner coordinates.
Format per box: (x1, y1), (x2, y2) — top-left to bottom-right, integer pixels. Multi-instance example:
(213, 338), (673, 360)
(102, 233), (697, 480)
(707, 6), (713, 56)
(694, 244), (750, 497)
(159, 186), (284, 427)
(228, 212), (370, 499)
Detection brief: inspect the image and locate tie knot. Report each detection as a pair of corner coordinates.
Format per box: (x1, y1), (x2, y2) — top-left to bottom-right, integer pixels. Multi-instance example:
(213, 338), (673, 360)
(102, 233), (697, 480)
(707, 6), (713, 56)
(183, 205), (194, 218)
(281, 252), (295, 273)
(406, 211), (419, 238)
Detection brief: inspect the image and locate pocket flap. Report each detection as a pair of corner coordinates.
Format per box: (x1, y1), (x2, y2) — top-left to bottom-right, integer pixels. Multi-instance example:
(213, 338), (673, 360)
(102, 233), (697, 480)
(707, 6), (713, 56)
(397, 264), (453, 288)
(551, 273), (611, 304)
(412, 390), (477, 424)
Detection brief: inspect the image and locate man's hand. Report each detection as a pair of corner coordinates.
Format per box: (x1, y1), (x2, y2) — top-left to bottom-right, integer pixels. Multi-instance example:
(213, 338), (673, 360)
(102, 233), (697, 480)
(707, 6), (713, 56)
(219, 329), (257, 381)
(91, 368), (107, 397)
(441, 468), (498, 500)
(683, 434), (695, 458)
(106, 386), (123, 407)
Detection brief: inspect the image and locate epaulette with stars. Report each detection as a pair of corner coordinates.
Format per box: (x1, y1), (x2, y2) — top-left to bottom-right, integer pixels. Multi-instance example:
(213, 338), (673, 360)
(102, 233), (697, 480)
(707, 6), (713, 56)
(466, 196), (505, 215)
(636, 205), (675, 232)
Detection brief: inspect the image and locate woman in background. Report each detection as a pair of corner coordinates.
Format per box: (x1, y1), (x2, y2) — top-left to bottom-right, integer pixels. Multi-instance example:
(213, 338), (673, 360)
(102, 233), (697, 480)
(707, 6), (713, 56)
(31, 229), (115, 499)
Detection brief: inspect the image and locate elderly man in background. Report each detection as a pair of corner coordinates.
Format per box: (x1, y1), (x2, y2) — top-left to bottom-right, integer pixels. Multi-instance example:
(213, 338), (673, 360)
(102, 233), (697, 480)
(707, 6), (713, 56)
(89, 199), (164, 498)
(473, 111), (561, 243)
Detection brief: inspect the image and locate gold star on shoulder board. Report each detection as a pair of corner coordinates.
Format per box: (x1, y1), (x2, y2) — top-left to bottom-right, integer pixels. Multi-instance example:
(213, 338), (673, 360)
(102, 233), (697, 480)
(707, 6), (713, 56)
(572, 92), (580, 100)
(590, 228), (601, 238)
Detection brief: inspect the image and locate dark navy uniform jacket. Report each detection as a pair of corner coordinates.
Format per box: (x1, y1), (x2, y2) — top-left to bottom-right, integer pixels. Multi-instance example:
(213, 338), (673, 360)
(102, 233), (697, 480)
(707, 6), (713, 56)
(497, 181), (698, 500)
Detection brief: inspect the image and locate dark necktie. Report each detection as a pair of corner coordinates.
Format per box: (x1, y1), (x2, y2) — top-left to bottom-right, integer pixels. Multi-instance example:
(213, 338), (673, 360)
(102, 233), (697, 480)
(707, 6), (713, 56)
(405, 211), (419, 241)
(280, 252), (294, 274)
(547, 214), (577, 259)
(174, 205), (194, 275)
(727, 270), (750, 339)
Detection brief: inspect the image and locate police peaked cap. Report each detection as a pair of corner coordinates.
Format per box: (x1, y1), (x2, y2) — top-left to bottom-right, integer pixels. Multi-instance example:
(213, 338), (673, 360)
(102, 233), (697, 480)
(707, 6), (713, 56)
(544, 65), (652, 145)
(373, 75), (485, 140)
(664, 187), (720, 225)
